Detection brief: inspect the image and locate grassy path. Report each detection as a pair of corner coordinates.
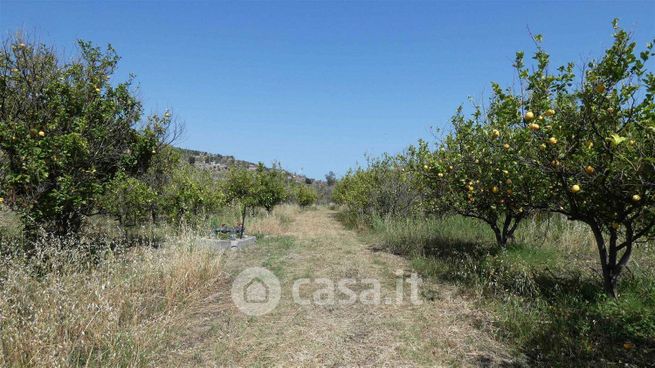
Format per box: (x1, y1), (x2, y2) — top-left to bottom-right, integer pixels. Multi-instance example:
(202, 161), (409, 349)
(162, 207), (517, 367)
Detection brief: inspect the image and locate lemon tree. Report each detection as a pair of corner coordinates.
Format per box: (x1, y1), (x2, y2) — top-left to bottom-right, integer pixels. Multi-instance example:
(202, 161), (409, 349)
(0, 36), (168, 237)
(253, 163), (288, 213)
(411, 87), (549, 247)
(333, 154), (419, 223)
(514, 22), (655, 296)
(294, 184), (318, 208)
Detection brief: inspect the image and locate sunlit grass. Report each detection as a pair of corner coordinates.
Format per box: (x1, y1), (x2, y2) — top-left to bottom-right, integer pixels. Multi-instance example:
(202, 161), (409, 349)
(363, 212), (655, 366)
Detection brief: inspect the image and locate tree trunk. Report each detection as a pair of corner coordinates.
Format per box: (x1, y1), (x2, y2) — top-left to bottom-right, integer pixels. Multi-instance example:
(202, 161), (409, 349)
(590, 222), (632, 298)
(492, 226), (507, 247)
(491, 214), (521, 248)
(240, 205), (247, 239)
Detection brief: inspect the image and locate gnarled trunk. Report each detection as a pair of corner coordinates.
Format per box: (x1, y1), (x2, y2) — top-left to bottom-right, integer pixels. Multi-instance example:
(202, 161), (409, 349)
(491, 213), (522, 248)
(589, 222), (633, 298)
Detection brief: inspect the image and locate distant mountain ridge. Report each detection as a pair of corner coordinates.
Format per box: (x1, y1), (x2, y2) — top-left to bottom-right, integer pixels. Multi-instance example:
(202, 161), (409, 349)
(177, 147), (316, 184)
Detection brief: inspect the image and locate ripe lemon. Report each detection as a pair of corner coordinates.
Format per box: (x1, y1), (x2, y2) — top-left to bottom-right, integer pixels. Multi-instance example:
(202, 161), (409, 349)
(491, 129), (500, 139)
(492, 186), (499, 193)
(437, 173), (444, 178)
(632, 194), (641, 203)
(524, 111), (535, 121)
(571, 184), (581, 193)
(38, 130), (45, 137)
(544, 109), (555, 117)
(584, 166), (595, 175)
(548, 137), (558, 145)
(503, 143), (510, 150)
(529, 123), (540, 131)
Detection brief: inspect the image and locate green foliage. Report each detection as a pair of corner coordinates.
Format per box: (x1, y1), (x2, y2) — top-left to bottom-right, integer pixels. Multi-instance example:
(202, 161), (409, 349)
(102, 172), (157, 226)
(223, 164), (289, 236)
(333, 153), (420, 225)
(253, 163), (288, 212)
(339, 20), (655, 296)
(0, 36), (168, 236)
(325, 171), (337, 186)
(160, 162), (225, 224)
(295, 184), (318, 208)
(506, 21), (655, 296)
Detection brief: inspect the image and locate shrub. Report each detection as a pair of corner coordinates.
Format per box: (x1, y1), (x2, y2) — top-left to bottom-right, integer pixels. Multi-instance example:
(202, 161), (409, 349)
(0, 36), (169, 238)
(295, 184), (318, 208)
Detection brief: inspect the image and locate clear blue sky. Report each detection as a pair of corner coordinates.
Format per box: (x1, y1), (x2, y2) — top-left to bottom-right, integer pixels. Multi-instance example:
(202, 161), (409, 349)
(1, 1), (654, 178)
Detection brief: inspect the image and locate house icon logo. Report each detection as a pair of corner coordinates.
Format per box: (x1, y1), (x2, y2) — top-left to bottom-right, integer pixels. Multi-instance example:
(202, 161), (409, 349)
(231, 267), (281, 316)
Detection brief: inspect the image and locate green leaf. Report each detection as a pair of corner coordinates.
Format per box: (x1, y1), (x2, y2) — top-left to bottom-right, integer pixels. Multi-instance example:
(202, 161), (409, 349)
(607, 133), (628, 146)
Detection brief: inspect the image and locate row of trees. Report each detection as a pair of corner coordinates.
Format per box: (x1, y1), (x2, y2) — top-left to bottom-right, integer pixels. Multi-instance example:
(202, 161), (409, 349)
(335, 21), (655, 297)
(0, 35), (318, 243)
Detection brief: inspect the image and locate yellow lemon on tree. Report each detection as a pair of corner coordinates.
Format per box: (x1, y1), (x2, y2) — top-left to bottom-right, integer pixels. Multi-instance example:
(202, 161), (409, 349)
(524, 111), (535, 121)
(539, 143), (547, 150)
(548, 137), (558, 145)
(0, 197), (4, 205)
(529, 123), (540, 131)
(437, 172), (444, 178)
(491, 129), (500, 139)
(632, 194), (641, 203)
(503, 143), (510, 150)
(492, 186), (499, 193)
(584, 166), (595, 175)
(544, 109), (555, 117)
(571, 184), (581, 193)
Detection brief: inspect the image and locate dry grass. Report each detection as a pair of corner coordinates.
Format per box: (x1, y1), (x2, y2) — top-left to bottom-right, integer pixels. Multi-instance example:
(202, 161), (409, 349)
(247, 204), (301, 236)
(0, 232), (225, 367)
(2, 205), (523, 367)
(164, 207), (518, 367)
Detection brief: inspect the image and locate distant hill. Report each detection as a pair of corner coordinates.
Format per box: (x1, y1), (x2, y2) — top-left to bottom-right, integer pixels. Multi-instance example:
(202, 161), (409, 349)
(177, 147), (316, 184)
